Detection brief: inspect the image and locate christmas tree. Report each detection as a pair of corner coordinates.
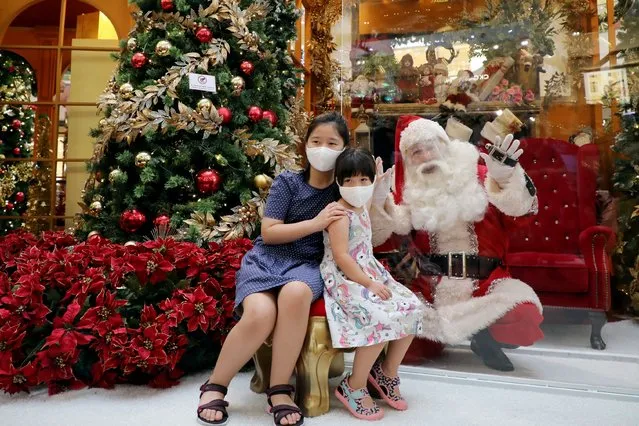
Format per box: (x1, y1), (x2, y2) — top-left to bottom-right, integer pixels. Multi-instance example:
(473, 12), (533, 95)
(79, 0), (305, 243)
(612, 3), (639, 315)
(0, 51), (36, 236)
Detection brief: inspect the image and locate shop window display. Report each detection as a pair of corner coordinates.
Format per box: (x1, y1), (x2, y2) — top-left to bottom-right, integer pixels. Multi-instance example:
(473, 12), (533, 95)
(334, 0), (639, 394)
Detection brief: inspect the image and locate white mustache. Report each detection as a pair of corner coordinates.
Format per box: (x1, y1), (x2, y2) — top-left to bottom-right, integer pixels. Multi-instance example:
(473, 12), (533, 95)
(416, 160), (452, 176)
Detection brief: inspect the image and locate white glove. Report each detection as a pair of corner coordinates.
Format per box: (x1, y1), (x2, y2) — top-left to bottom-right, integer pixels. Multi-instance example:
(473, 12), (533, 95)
(480, 134), (523, 185)
(372, 157), (394, 207)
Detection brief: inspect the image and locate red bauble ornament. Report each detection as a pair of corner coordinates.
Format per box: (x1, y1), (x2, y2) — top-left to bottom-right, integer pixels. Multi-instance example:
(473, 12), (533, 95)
(248, 106), (263, 122)
(196, 169), (222, 194)
(13, 147), (21, 155)
(8, 66), (15, 73)
(160, 0), (174, 11)
(218, 107), (232, 124)
(196, 27), (213, 43)
(15, 192), (25, 203)
(240, 60), (255, 75)
(131, 53), (147, 69)
(119, 209), (147, 233)
(12, 119), (22, 129)
(5, 202), (14, 211)
(154, 214), (171, 227)
(262, 110), (278, 126)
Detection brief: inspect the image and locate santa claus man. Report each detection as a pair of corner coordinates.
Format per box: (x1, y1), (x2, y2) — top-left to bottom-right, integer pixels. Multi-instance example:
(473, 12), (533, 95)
(371, 115), (544, 371)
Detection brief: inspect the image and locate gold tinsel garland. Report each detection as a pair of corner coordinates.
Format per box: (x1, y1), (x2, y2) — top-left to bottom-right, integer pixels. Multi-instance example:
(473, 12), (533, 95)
(307, 0), (343, 111)
(25, 115), (53, 233)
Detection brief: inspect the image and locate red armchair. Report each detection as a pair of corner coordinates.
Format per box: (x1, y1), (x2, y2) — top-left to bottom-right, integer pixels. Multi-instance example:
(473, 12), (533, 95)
(505, 138), (614, 349)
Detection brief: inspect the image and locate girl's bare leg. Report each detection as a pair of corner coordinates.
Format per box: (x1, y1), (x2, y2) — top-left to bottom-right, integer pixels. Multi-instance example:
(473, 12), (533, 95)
(269, 281), (313, 425)
(349, 342), (386, 409)
(198, 292), (277, 422)
(383, 335), (415, 376)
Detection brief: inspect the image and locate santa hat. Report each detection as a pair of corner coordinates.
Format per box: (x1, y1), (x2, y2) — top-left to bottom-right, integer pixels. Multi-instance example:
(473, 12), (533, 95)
(393, 116), (450, 203)
(480, 109), (523, 144)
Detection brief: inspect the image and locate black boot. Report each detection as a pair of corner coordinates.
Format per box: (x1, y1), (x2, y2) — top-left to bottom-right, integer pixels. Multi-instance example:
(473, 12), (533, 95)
(470, 329), (514, 372)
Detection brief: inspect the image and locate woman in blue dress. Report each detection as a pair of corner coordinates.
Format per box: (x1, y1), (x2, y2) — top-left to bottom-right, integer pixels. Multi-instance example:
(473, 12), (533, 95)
(197, 112), (349, 426)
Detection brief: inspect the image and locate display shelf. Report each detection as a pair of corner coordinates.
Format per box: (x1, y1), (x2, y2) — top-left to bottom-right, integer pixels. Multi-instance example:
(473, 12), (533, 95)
(371, 101), (541, 117)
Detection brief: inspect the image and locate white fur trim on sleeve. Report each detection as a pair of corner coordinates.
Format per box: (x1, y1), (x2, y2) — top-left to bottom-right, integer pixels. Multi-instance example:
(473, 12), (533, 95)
(485, 164), (537, 217)
(370, 198), (412, 247)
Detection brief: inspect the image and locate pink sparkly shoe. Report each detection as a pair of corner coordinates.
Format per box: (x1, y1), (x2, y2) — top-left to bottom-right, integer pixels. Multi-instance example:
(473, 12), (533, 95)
(335, 375), (384, 421)
(367, 361), (408, 411)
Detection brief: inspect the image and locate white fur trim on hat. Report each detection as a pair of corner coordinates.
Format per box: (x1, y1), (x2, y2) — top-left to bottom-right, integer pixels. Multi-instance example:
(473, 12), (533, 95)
(445, 118), (473, 142)
(399, 119), (450, 154)
(480, 121), (501, 144)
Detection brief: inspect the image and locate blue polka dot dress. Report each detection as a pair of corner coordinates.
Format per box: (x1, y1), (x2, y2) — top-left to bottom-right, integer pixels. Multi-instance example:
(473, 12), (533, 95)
(234, 171), (338, 312)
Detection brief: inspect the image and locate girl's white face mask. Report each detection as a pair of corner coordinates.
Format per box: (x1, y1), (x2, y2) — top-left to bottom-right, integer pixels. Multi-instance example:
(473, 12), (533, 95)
(338, 183), (375, 208)
(306, 147), (344, 172)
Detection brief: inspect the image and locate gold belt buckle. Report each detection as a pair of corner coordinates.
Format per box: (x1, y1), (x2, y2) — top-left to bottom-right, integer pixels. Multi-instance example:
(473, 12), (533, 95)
(447, 252), (467, 280)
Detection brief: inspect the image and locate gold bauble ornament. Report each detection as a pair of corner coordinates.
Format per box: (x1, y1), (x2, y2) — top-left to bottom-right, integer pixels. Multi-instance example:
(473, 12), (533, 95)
(254, 174), (272, 190)
(109, 168), (124, 183)
(135, 151), (152, 168)
(127, 38), (137, 50)
(99, 119), (107, 127)
(197, 98), (213, 113)
(87, 230), (100, 239)
(1, 126), (7, 132)
(124, 241), (137, 247)
(155, 40), (172, 56)
(119, 83), (134, 99)
(0, 154), (5, 160)
(89, 201), (103, 215)
(231, 76), (245, 95)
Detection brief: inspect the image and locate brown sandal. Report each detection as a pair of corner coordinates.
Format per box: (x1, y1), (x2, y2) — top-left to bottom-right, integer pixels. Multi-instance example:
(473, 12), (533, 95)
(266, 384), (304, 426)
(197, 383), (229, 425)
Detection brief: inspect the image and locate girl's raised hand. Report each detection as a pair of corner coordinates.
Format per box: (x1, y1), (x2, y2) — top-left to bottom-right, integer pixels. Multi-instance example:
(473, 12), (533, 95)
(314, 202), (346, 231)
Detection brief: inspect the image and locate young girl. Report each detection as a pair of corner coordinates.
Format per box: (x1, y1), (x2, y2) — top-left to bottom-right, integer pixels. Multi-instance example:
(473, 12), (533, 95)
(321, 148), (423, 421)
(197, 112), (349, 426)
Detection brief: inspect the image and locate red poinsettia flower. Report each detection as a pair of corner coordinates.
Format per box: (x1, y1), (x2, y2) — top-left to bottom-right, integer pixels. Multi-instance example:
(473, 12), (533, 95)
(47, 377), (86, 395)
(40, 249), (85, 290)
(48, 301), (94, 350)
(179, 287), (219, 333)
(129, 252), (175, 285)
(0, 362), (38, 394)
(0, 322), (27, 360)
(64, 267), (107, 303)
(36, 344), (79, 383)
(37, 231), (77, 251)
(0, 294), (50, 326)
(220, 269), (237, 289)
(130, 325), (169, 366)
(0, 231), (37, 270)
(77, 290), (126, 337)
(14, 273), (45, 299)
(158, 298), (181, 328)
(89, 362), (119, 389)
(148, 367), (184, 389)
(0, 272), (11, 297)
(165, 332), (188, 370)
(215, 294), (236, 329)
(97, 327), (129, 371)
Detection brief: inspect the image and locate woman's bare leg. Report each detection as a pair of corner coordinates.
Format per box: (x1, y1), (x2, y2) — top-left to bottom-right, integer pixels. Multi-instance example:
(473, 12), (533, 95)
(198, 292), (277, 422)
(269, 281), (313, 425)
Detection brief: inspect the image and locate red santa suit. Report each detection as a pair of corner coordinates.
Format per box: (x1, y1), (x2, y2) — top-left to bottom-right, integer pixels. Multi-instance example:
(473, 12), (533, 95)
(371, 116), (544, 359)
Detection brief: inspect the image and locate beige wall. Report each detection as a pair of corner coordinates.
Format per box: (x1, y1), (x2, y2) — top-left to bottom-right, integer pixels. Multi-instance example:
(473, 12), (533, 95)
(0, 0), (132, 42)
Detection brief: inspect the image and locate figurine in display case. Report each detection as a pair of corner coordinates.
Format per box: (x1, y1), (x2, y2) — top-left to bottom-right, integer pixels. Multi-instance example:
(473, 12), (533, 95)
(397, 54), (421, 103)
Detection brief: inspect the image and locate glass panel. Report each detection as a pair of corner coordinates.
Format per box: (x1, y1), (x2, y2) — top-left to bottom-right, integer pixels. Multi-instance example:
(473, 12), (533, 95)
(335, 0), (639, 395)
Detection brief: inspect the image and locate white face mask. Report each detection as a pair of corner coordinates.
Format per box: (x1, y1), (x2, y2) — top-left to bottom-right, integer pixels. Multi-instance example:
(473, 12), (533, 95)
(306, 147), (344, 172)
(338, 183), (375, 208)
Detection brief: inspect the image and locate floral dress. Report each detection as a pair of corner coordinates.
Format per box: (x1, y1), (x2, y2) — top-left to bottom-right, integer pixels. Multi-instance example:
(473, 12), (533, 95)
(320, 209), (424, 349)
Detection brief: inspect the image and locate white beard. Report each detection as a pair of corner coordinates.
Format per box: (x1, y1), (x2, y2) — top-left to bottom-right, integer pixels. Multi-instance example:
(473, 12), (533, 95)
(402, 140), (488, 233)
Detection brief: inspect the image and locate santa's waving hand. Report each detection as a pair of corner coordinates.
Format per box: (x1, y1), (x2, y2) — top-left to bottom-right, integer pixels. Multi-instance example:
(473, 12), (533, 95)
(370, 116), (543, 372)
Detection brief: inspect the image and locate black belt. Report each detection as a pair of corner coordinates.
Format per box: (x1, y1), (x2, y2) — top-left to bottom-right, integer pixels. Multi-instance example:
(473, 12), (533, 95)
(418, 253), (503, 280)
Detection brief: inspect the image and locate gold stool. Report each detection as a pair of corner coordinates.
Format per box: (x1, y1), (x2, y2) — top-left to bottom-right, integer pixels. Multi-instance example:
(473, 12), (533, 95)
(250, 316), (346, 417)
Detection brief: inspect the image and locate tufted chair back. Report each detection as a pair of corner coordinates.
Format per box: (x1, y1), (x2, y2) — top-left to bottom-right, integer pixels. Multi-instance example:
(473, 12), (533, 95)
(509, 139), (599, 254)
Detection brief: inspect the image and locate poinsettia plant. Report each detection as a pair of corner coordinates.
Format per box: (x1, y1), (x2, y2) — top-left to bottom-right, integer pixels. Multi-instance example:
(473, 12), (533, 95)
(0, 230), (251, 394)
